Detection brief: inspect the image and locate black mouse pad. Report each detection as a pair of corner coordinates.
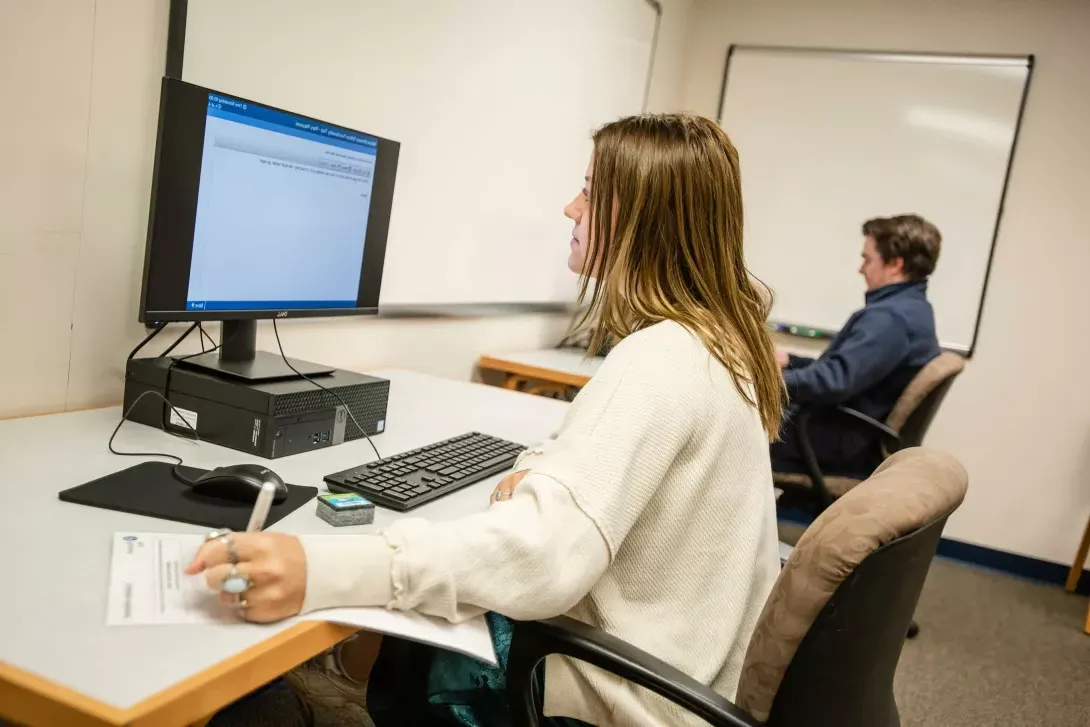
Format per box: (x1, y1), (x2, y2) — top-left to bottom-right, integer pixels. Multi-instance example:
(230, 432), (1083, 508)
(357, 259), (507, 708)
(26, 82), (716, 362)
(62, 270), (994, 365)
(57, 461), (317, 530)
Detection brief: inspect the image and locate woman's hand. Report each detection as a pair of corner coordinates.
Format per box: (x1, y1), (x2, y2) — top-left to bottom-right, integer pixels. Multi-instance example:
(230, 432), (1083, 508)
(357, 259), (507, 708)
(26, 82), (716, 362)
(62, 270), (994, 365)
(490, 470), (529, 506)
(185, 532), (307, 623)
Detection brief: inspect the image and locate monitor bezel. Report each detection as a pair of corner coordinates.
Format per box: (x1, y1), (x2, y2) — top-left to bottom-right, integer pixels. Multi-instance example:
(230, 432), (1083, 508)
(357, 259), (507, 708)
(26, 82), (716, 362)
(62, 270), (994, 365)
(138, 76), (399, 324)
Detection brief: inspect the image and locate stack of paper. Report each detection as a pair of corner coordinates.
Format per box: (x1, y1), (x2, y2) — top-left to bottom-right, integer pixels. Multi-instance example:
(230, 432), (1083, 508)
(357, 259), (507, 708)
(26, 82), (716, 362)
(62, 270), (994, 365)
(106, 532), (497, 665)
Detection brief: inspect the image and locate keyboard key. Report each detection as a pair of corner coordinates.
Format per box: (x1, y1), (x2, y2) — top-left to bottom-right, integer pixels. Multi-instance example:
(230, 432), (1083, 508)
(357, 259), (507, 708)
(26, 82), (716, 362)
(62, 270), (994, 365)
(439, 466), (458, 475)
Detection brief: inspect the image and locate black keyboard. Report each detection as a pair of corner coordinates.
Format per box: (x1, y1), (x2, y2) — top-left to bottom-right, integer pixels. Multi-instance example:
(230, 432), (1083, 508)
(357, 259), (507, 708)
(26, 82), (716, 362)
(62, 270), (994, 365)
(323, 432), (527, 511)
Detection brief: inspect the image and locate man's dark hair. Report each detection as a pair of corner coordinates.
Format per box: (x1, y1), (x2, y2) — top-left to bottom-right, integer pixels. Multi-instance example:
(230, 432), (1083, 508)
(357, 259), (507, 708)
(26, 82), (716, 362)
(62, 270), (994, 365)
(862, 214), (942, 281)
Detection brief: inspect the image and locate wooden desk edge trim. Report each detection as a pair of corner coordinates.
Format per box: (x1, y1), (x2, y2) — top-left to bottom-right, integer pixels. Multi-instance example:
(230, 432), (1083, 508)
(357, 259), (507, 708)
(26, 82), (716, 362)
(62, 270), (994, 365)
(123, 621), (357, 726)
(477, 355), (591, 388)
(1, 622), (356, 727)
(0, 660), (127, 726)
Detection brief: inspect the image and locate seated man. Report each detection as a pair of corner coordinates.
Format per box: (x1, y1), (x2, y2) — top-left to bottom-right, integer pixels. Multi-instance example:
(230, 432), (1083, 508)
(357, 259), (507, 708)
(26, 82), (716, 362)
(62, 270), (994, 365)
(771, 214), (942, 479)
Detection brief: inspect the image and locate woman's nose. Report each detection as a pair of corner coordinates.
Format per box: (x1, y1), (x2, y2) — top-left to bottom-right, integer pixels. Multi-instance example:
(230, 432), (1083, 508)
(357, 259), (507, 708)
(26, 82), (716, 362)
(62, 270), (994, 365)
(564, 195), (582, 222)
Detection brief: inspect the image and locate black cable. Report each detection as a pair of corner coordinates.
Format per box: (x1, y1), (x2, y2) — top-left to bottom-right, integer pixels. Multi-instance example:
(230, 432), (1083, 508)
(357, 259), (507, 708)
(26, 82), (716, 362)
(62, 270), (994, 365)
(158, 324), (238, 443)
(161, 338), (227, 433)
(198, 322), (217, 352)
(109, 389), (203, 484)
(160, 322), (199, 357)
(113, 324), (245, 480)
(271, 318), (381, 460)
(128, 322), (167, 360)
(164, 321), (244, 400)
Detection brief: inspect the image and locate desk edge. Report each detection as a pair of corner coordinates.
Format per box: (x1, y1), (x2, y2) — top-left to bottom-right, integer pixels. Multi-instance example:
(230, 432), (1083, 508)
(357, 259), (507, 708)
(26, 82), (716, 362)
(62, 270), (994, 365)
(123, 621), (356, 727)
(477, 355), (592, 388)
(0, 660), (126, 726)
(0, 621), (357, 727)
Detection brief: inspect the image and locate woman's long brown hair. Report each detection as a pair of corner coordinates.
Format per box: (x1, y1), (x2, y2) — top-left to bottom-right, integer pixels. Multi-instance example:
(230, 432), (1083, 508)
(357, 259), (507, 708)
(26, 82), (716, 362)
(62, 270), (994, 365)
(575, 114), (784, 439)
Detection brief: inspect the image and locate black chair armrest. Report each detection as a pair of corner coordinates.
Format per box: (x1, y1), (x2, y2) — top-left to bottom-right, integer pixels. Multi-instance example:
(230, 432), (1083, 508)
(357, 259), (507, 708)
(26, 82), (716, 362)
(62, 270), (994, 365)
(507, 616), (761, 727)
(794, 408), (834, 508)
(834, 405), (902, 450)
(791, 406), (904, 508)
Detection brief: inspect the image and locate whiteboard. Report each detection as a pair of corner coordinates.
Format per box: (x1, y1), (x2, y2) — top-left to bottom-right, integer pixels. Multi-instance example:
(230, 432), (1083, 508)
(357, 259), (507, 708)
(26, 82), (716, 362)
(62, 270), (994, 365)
(182, 0), (658, 306)
(718, 47), (1031, 352)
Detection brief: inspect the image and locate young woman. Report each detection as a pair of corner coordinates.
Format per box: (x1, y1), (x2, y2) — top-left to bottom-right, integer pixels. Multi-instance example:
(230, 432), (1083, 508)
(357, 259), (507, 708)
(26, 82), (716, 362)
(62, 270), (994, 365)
(194, 113), (784, 727)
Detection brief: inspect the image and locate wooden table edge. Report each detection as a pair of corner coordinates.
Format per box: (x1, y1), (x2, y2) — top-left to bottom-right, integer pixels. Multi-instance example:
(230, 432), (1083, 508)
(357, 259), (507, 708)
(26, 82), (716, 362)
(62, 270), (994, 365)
(477, 355), (592, 388)
(0, 621), (358, 727)
(0, 660), (127, 727)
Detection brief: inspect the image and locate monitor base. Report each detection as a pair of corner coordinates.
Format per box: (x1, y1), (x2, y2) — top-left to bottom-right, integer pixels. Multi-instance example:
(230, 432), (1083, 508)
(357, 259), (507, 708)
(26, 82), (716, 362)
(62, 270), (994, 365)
(179, 320), (334, 382)
(180, 350), (335, 382)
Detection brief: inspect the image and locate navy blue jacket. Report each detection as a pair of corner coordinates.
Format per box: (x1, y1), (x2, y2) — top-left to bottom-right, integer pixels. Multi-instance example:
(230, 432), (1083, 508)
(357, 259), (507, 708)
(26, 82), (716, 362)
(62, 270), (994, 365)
(782, 280), (940, 470)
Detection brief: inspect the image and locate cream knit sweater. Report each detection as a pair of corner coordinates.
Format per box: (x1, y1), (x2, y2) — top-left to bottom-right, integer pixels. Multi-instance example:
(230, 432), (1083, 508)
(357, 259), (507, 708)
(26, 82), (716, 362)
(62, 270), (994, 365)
(299, 321), (780, 726)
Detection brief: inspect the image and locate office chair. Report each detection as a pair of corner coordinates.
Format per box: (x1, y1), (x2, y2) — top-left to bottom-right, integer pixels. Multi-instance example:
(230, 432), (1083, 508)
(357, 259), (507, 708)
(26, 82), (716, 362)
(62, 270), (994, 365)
(508, 448), (968, 727)
(774, 351), (965, 515)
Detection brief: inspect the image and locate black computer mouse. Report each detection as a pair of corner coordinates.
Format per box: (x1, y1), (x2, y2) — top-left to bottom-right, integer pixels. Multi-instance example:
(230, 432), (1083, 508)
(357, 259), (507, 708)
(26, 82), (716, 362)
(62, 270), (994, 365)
(191, 464), (289, 504)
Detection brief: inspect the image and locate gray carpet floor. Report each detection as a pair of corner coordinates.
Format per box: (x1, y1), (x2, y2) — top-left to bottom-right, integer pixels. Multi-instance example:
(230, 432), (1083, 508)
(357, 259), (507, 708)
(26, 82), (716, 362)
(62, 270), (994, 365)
(897, 557), (1090, 726)
(781, 523), (1090, 726)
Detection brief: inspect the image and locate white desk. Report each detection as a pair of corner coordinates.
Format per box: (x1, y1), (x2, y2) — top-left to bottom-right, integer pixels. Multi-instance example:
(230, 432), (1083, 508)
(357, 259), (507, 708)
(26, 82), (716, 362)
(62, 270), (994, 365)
(0, 369), (568, 726)
(477, 348), (605, 394)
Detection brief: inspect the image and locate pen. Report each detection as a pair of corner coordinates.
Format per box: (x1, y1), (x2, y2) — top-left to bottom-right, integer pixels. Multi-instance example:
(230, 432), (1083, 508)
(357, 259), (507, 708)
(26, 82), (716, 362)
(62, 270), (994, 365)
(246, 482), (277, 532)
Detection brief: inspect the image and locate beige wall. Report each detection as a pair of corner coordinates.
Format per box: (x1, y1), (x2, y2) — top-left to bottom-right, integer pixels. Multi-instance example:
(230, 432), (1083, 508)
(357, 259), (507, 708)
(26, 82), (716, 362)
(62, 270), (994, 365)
(1, 0), (691, 420)
(684, 0), (1090, 565)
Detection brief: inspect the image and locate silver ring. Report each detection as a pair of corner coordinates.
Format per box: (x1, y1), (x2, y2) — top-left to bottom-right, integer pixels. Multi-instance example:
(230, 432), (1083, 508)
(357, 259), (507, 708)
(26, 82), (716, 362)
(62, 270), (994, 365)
(494, 490), (510, 501)
(205, 528), (232, 543)
(224, 535), (240, 566)
(222, 563), (253, 594)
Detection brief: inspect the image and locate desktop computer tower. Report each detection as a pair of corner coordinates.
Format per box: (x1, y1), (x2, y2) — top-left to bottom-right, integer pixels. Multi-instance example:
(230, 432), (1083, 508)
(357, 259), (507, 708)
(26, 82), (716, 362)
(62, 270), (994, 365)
(124, 357), (389, 459)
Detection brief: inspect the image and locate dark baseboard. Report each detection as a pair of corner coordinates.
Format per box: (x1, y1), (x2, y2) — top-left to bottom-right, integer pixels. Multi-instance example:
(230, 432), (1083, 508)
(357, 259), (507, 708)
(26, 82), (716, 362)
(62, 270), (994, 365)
(777, 509), (1090, 595)
(934, 537), (1090, 595)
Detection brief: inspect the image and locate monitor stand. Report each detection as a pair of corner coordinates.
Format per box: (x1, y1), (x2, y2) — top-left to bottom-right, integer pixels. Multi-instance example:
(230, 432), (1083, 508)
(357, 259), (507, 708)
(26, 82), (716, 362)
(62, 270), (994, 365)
(179, 320), (335, 383)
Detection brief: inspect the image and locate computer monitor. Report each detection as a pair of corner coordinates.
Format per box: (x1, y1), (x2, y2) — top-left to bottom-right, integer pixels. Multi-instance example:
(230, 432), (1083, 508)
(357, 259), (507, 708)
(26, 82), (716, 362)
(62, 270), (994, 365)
(139, 77), (400, 380)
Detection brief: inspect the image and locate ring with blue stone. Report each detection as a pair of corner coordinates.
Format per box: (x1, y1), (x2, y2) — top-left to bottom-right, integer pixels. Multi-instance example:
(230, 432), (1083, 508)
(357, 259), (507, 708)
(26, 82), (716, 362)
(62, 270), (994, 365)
(222, 563), (252, 595)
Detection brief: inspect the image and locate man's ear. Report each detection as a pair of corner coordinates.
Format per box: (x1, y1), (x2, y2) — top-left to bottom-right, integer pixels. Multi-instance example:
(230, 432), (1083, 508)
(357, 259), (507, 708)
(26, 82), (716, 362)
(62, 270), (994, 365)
(888, 256), (906, 276)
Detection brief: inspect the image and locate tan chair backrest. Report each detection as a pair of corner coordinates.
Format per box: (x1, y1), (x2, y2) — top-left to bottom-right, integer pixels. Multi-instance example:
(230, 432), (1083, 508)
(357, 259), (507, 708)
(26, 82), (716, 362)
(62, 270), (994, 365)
(736, 448), (968, 722)
(885, 352), (965, 432)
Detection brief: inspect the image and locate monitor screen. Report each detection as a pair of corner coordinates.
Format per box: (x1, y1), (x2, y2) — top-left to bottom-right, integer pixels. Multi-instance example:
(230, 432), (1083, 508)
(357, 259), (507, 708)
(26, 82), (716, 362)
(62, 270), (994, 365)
(139, 77), (399, 322)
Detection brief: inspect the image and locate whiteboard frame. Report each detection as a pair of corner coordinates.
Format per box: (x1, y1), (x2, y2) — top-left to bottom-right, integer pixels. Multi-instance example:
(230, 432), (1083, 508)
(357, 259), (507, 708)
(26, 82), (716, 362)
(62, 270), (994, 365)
(717, 44), (1035, 357)
(162, 0), (663, 315)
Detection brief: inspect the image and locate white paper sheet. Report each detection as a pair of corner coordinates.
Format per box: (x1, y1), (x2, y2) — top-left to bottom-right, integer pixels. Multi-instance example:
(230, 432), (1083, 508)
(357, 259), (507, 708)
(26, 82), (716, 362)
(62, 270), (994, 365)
(106, 532), (497, 664)
(106, 532), (234, 625)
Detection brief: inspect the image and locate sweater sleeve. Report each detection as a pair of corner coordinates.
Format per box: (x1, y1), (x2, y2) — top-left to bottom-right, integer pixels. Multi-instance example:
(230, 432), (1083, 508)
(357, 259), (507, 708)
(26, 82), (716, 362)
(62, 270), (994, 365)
(783, 309), (910, 406)
(297, 332), (701, 622)
(298, 474), (609, 622)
